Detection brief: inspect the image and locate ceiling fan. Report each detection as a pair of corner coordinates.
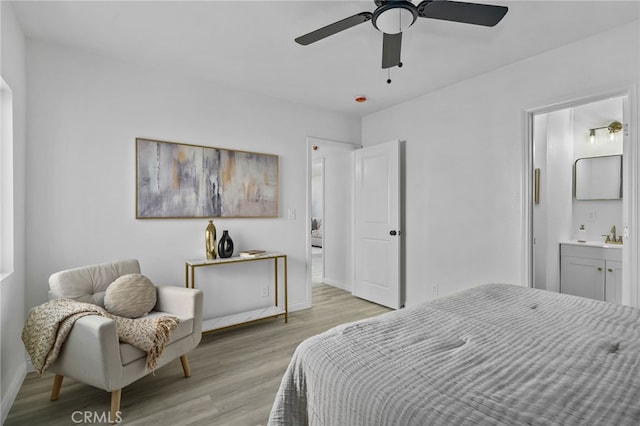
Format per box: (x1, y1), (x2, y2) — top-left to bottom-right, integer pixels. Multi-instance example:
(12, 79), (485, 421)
(295, 0), (508, 70)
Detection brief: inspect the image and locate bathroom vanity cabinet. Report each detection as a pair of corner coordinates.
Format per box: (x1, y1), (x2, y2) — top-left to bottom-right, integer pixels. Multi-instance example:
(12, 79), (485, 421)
(560, 242), (622, 303)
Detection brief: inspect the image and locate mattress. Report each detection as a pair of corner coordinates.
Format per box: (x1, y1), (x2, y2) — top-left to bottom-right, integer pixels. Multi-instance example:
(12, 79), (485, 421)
(268, 284), (640, 425)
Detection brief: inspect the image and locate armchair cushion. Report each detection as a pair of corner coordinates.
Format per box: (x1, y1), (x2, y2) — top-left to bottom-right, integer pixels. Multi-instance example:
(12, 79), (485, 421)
(49, 259), (141, 306)
(104, 273), (157, 318)
(119, 312), (194, 365)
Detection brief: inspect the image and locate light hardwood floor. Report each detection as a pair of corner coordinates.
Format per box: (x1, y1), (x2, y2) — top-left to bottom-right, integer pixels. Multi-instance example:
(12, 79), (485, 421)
(6, 285), (390, 426)
(311, 246), (322, 285)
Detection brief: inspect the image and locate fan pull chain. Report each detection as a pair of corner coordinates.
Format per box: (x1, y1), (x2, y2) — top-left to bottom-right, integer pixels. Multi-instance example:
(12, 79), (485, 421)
(386, 62), (403, 84)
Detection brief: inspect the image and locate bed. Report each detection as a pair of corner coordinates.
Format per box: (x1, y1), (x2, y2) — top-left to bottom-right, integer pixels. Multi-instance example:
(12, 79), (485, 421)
(268, 284), (640, 425)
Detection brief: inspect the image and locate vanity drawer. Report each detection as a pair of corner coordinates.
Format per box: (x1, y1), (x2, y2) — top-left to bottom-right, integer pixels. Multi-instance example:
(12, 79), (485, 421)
(560, 243), (622, 262)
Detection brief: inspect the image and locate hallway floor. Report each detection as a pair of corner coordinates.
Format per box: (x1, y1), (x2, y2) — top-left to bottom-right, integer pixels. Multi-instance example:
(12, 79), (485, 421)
(312, 246), (322, 286)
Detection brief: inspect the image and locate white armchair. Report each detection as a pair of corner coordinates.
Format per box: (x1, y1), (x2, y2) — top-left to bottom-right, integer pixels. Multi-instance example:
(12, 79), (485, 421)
(46, 259), (203, 421)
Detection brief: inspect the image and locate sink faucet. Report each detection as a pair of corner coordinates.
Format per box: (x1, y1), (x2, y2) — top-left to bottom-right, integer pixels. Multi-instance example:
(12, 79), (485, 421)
(602, 225), (622, 244)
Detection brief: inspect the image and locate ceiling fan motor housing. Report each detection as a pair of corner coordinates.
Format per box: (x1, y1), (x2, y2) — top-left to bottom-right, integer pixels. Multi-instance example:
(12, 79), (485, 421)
(373, 1), (418, 34)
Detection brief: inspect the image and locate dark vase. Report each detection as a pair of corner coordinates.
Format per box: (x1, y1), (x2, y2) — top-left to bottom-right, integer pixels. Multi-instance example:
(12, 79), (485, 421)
(218, 230), (234, 258)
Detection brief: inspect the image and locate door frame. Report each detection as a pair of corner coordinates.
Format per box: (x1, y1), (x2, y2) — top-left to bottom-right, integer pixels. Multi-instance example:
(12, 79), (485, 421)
(305, 136), (360, 307)
(522, 85), (638, 306)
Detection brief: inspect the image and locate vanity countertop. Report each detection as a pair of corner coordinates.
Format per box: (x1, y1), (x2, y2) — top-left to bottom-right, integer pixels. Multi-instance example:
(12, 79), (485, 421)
(561, 240), (623, 249)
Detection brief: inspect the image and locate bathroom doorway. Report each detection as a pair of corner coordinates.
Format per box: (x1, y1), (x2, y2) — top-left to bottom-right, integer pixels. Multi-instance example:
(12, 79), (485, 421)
(529, 93), (631, 303)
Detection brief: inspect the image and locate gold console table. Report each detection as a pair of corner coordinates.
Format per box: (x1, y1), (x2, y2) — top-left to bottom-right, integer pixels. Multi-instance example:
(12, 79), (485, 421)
(185, 253), (288, 333)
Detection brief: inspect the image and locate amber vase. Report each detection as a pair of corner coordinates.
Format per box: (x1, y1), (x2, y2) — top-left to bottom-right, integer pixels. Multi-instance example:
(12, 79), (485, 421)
(205, 220), (217, 260)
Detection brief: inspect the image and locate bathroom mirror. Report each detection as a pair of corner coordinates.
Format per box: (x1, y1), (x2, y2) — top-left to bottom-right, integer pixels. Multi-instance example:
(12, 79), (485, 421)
(574, 155), (622, 200)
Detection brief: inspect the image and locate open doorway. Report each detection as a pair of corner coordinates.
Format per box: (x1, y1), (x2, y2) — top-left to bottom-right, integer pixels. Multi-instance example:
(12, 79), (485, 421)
(311, 158), (324, 286)
(306, 137), (360, 304)
(528, 91), (636, 305)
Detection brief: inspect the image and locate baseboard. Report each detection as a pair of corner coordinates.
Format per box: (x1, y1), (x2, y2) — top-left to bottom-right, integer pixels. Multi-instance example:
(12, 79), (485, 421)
(322, 278), (351, 292)
(1, 359), (26, 424)
(288, 300), (311, 312)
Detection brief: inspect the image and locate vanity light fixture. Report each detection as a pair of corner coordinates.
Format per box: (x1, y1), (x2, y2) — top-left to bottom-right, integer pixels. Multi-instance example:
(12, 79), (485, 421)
(608, 121), (623, 141)
(588, 121), (623, 144)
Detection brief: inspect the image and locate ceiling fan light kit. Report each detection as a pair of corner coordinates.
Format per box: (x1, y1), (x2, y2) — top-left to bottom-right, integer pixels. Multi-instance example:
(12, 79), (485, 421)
(295, 0), (508, 77)
(373, 2), (418, 34)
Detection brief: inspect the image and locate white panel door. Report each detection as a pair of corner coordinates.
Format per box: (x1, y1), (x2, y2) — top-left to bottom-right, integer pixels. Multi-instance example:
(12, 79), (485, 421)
(354, 140), (401, 309)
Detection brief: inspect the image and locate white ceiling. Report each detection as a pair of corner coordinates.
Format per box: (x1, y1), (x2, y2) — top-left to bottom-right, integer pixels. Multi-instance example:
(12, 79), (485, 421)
(11, 1), (640, 117)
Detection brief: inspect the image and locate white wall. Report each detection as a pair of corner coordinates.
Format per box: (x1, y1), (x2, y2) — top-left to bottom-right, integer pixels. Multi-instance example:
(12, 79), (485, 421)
(535, 109), (575, 293)
(311, 160), (323, 219)
(0, 2), (27, 422)
(362, 21), (639, 306)
(533, 113), (548, 290)
(323, 145), (355, 289)
(24, 40), (361, 320)
(542, 108), (574, 292)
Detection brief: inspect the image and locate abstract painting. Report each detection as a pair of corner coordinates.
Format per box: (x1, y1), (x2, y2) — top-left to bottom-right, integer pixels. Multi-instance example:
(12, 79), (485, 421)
(136, 138), (279, 218)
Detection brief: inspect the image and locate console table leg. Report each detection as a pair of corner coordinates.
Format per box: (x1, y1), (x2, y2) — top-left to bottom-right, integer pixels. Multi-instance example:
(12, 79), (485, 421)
(274, 258), (279, 306)
(284, 255), (288, 323)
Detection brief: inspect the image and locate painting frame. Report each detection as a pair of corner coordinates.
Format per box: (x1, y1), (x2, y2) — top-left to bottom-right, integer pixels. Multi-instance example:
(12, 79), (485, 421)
(136, 138), (279, 219)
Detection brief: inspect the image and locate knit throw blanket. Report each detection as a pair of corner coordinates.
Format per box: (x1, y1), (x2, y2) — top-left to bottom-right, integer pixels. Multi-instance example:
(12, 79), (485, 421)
(22, 299), (178, 375)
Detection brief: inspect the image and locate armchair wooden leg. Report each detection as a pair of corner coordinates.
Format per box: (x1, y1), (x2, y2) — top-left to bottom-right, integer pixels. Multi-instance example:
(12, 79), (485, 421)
(180, 354), (191, 377)
(50, 374), (64, 401)
(110, 389), (121, 424)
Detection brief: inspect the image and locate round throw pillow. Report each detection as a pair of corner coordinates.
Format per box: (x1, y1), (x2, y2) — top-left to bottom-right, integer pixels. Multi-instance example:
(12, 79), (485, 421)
(104, 274), (157, 318)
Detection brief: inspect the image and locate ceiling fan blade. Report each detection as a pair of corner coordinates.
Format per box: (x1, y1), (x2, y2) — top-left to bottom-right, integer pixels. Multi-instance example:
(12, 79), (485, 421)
(417, 1), (508, 27)
(382, 32), (402, 69)
(295, 12), (373, 45)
